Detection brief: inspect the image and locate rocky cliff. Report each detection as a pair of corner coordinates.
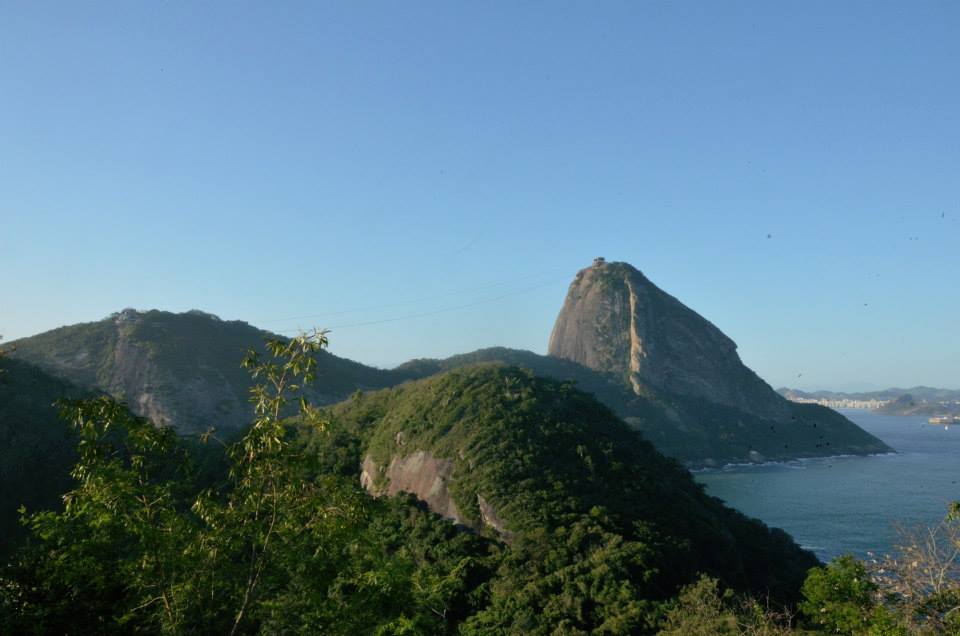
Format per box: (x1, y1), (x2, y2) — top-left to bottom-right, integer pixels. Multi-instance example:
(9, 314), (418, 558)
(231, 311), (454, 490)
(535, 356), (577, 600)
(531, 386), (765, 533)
(549, 260), (787, 420)
(361, 451), (467, 527)
(9, 309), (402, 434)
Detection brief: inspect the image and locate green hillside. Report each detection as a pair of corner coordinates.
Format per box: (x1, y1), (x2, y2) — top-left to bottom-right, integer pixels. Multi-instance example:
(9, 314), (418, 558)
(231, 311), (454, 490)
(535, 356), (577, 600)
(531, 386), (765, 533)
(3, 334), (949, 635)
(321, 365), (819, 617)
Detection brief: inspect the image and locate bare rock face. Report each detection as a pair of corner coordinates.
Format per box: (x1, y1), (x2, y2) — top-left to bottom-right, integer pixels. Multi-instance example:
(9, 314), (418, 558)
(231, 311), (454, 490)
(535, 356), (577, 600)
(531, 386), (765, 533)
(9, 309), (403, 434)
(476, 494), (514, 539)
(361, 451), (513, 536)
(361, 451), (465, 525)
(548, 260), (788, 420)
(106, 320), (184, 428)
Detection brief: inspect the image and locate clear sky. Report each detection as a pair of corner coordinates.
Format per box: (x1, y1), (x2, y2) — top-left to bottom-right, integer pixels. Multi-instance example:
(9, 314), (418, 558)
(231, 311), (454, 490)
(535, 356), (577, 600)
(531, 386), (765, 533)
(2, 1), (958, 391)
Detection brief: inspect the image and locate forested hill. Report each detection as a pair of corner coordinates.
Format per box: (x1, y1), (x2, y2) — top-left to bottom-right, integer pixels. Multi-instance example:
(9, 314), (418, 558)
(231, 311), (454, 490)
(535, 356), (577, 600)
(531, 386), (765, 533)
(0, 357), (85, 554)
(316, 365), (819, 621)
(2, 335), (955, 633)
(8, 309), (402, 435)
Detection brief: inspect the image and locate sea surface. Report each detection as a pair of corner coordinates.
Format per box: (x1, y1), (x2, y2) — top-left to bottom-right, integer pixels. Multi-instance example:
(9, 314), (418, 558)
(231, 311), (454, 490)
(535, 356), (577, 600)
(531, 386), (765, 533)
(694, 409), (960, 562)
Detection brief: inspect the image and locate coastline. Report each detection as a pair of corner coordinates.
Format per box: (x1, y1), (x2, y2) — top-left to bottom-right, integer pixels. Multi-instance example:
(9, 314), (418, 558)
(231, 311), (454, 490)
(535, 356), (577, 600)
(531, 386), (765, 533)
(687, 450), (898, 474)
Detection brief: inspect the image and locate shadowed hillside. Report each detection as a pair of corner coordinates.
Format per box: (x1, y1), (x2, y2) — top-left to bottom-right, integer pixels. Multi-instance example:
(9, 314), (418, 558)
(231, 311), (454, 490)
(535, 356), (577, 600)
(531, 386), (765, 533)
(0, 357), (84, 555)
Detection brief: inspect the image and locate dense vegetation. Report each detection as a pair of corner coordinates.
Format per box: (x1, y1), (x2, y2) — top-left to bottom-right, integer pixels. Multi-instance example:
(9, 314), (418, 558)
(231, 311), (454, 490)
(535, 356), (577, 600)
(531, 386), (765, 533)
(0, 357), (83, 555)
(324, 364), (817, 606)
(1, 334), (956, 634)
(0, 333), (499, 634)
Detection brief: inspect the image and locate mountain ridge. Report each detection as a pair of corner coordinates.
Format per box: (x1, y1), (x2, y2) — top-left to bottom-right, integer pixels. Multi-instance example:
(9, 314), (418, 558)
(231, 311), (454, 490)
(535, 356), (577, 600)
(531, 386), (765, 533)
(8, 258), (892, 465)
(7, 308), (404, 435)
(779, 386), (960, 417)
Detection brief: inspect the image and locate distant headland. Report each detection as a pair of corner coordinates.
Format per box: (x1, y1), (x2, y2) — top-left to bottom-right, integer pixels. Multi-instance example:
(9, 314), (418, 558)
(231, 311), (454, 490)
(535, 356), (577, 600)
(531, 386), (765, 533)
(778, 386), (960, 417)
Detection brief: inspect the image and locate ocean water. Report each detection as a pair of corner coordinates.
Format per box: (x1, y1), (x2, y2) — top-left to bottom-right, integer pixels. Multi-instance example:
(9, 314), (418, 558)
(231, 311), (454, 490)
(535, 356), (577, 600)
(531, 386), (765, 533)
(694, 409), (960, 562)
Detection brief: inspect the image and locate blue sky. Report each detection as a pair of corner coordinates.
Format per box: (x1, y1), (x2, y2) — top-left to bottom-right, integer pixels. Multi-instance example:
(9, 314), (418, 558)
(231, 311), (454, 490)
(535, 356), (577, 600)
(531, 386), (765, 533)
(2, 1), (958, 391)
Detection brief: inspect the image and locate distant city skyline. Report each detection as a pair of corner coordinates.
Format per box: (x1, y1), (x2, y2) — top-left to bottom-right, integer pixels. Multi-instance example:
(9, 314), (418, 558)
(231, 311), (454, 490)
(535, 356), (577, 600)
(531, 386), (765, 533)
(2, 2), (958, 391)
